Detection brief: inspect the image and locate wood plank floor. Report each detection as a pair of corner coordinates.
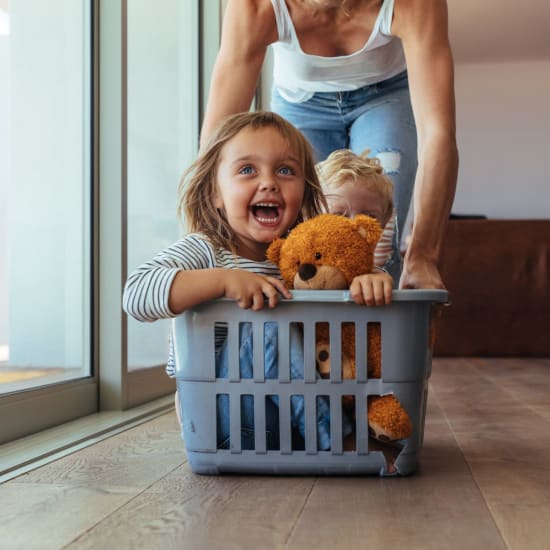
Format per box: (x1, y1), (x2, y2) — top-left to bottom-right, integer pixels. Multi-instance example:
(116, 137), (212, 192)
(1, 358), (550, 550)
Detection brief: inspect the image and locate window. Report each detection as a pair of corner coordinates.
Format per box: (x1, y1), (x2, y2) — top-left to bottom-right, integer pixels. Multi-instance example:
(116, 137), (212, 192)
(0, 0), (92, 392)
(126, 0), (198, 371)
(0, 0), (209, 447)
(0, 0), (95, 444)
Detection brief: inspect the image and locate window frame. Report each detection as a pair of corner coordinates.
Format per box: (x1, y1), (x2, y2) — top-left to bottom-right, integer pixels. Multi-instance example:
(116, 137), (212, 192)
(99, 0), (201, 409)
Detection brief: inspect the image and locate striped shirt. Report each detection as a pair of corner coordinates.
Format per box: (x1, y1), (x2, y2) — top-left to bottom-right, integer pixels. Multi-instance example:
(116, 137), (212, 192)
(374, 209), (396, 268)
(122, 233), (282, 377)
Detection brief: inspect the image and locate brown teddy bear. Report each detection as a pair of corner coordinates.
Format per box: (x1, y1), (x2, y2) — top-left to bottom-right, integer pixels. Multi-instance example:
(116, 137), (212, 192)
(267, 213), (412, 442)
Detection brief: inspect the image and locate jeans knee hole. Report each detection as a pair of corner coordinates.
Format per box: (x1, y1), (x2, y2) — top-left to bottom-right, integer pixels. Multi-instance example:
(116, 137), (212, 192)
(376, 151), (401, 174)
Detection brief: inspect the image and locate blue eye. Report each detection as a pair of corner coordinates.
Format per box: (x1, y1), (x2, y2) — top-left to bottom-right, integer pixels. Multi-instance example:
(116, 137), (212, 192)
(239, 165), (254, 175)
(278, 166), (294, 176)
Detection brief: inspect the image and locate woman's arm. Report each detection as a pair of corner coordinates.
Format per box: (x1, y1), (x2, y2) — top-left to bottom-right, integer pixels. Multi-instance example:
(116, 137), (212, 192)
(200, 0), (278, 148)
(393, 0), (459, 290)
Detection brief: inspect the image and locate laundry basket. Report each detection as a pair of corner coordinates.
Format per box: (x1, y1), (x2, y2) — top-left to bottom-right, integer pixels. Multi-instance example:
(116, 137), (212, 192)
(173, 289), (448, 476)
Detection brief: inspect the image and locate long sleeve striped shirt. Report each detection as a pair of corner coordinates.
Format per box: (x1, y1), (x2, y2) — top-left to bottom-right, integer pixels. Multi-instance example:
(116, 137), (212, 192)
(374, 209), (396, 268)
(123, 233), (281, 377)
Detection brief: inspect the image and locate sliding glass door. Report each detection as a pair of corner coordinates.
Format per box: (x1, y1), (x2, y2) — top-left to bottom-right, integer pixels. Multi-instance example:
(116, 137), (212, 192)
(0, 0), (96, 444)
(0, 0), (212, 445)
(126, 0), (198, 372)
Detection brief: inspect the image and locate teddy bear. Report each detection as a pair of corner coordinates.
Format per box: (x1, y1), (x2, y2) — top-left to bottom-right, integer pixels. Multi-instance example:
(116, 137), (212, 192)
(267, 213), (412, 442)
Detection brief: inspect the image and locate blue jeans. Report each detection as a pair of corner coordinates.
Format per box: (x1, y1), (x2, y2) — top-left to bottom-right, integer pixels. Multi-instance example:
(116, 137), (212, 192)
(216, 322), (351, 451)
(271, 71), (417, 282)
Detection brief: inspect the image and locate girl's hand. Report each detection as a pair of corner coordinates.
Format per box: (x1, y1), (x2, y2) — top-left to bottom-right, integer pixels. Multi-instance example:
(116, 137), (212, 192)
(349, 271), (393, 306)
(223, 270), (292, 310)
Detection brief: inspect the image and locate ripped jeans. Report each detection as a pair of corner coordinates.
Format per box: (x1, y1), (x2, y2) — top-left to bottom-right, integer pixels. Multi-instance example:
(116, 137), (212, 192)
(271, 71), (417, 283)
(216, 322), (353, 451)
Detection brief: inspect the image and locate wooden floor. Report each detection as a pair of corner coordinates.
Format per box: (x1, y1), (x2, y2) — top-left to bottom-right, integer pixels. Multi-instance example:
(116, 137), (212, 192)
(2, 358), (550, 550)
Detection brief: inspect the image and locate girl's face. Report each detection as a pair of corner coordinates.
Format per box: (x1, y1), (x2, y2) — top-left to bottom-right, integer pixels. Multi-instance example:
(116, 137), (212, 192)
(327, 178), (387, 226)
(215, 126), (306, 261)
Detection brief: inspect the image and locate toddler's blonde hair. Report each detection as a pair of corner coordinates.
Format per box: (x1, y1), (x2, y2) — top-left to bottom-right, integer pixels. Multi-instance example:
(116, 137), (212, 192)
(316, 149), (394, 227)
(178, 111), (327, 253)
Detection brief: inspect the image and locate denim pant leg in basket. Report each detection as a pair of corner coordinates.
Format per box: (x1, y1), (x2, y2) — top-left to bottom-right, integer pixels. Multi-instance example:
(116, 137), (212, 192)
(216, 322), (351, 450)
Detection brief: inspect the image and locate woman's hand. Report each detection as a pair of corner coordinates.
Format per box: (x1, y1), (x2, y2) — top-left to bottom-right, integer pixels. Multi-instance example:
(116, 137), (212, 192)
(400, 255), (445, 290)
(223, 270), (292, 310)
(392, 0), (458, 293)
(349, 271), (393, 306)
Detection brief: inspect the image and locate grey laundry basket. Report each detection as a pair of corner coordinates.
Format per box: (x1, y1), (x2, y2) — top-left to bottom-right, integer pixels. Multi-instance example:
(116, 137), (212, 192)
(173, 289), (447, 476)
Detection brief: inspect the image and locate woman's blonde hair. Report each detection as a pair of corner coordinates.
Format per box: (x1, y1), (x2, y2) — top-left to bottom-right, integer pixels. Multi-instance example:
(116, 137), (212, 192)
(178, 111), (327, 253)
(316, 149), (394, 226)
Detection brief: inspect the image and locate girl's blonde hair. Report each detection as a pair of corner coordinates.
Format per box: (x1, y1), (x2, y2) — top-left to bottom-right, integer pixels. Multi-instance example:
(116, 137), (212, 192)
(178, 111), (327, 252)
(316, 149), (394, 227)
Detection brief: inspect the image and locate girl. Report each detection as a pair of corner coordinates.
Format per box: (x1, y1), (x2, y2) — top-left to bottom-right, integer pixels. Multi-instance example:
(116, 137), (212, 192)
(123, 111), (387, 450)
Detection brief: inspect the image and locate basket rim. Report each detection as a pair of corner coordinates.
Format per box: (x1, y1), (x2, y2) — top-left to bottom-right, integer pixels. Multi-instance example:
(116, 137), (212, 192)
(213, 289), (449, 304)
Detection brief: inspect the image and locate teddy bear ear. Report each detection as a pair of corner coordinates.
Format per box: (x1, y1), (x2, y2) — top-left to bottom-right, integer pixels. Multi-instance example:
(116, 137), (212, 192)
(266, 238), (284, 265)
(354, 214), (383, 245)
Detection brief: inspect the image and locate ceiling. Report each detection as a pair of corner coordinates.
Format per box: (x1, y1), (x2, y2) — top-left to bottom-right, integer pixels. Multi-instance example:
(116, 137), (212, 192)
(448, 0), (550, 63)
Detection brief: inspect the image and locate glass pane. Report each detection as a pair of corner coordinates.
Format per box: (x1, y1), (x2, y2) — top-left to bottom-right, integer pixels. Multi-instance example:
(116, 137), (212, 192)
(0, 0), (92, 393)
(126, 1), (197, 370)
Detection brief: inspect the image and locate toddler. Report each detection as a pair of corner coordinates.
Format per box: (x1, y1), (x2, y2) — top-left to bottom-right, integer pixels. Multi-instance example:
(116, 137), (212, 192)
(316, 149), (396, 270)
(123, 112), (392, 451)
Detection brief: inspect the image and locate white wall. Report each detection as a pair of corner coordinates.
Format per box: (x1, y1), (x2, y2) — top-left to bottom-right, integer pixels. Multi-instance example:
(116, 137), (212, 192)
(452, 60), (550, 219)
(447, 0), (550, 219)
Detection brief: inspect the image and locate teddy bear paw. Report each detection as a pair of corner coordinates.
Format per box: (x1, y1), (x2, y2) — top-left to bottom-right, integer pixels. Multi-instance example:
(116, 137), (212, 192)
(367, 394), (412, 442)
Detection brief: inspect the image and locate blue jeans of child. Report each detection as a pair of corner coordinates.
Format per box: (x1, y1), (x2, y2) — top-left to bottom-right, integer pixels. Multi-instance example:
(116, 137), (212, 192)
(216, 322), (351, 450)
(271, 71), (417, 282)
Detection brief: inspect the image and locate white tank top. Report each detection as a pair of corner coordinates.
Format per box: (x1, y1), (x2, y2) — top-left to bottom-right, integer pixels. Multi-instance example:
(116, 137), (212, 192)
(270, 0), (407, 102)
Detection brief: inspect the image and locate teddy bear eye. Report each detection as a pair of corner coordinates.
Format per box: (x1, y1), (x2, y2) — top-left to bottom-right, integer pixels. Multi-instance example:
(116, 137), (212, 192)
(314, 252), (322, 260)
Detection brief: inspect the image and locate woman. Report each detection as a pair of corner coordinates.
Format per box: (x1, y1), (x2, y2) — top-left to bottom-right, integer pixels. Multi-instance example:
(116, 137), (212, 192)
(200, 0), (458, 290)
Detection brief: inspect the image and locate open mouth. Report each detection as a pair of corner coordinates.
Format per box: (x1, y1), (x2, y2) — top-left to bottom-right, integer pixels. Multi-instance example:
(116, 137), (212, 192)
(251, 202), (281, 224)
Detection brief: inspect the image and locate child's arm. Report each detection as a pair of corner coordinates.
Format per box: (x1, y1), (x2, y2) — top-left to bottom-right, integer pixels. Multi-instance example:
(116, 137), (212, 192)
(349, 269), (393, 306)
(168, 268), (291, 314)
(123, 235), (291, 322)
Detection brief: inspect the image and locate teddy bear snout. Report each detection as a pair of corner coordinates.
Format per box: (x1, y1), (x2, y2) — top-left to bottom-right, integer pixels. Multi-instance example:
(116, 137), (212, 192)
(298, 263), (317, 281)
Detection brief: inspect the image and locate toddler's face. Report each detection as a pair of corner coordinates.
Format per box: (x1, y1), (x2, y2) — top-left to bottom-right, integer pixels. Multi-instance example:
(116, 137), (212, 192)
(215, 126), (306, 260)
(327, 179), (387, 227)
